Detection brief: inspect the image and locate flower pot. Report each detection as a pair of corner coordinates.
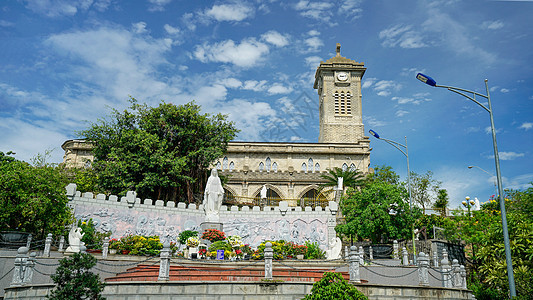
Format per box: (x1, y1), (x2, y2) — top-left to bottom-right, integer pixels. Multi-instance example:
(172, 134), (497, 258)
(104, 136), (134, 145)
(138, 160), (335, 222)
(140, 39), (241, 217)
(121, 250), (130, 255)
(297, 254), (304, 260)
(109, 249), (117, 255)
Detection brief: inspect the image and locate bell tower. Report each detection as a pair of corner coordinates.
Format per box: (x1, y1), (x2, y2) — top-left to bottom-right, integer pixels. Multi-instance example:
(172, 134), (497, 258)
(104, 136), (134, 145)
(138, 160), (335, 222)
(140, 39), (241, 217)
(313, 43), (366, 143)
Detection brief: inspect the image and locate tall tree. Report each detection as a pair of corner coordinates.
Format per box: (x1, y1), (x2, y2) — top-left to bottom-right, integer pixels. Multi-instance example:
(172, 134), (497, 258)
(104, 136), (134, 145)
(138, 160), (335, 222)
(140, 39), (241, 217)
(410, 171), (441, 214)
(0, 152), (72, 239)
(433, 189), (449, 217)
(79, 99), (239, 203)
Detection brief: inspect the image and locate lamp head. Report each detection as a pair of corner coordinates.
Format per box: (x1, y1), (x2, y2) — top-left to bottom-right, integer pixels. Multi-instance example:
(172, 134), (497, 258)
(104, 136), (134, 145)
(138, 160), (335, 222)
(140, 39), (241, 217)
(468, 166), (473, 169)
(416, 73), (436, 86)
(369, 129), (380, 139)
(465, 196), (470, 201)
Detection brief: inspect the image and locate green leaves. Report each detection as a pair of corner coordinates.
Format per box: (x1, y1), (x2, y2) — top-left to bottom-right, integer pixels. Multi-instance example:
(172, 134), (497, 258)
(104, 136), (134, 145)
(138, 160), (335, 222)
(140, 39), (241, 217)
(303, 272), (368, 300)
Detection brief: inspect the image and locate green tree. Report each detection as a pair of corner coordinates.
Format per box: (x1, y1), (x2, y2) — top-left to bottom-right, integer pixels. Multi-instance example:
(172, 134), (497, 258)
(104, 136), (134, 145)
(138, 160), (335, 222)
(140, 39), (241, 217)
(0, 152), (72, 239)
(370, 165), (401, 185)
(410, 171), (441, 214)
(337, 168), (420, 243)
(433, 189), (449, 217)
(49, 252), (106, 300)
(303, 272), (367, 300)
(79, 98), (239, 203)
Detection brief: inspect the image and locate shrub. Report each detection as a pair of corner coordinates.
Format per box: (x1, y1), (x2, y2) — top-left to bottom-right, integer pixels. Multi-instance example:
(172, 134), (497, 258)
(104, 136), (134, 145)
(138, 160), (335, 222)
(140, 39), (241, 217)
(178, 230), (198, 244)
(209, 240), (232, 252)
(303, 272), (368, 300)
(48, 252), (105, 300)
(118, 235), (163, 256)
(78, 219), (111, 250)
(304, 241), (326, 259)
(202, 229), (226, 242)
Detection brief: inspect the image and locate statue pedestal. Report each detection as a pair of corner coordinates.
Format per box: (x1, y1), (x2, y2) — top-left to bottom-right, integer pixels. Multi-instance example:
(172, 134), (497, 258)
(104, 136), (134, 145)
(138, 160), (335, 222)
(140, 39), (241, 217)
(200, 222), (223, 246)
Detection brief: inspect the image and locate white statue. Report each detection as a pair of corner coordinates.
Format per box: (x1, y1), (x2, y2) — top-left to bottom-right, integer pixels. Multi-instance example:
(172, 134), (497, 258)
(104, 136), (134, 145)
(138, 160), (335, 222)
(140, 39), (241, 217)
(203, 168), (224, 222)
(474, 197), (481, 211)
(325, 237), (342, 260)
(65, 227), (85, 253)
(260, 185), (267, 200)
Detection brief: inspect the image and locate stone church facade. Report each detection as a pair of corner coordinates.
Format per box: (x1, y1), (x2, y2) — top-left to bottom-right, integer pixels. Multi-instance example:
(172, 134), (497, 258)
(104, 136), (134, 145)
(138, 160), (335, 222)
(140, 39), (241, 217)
(62, 44), (371, 205)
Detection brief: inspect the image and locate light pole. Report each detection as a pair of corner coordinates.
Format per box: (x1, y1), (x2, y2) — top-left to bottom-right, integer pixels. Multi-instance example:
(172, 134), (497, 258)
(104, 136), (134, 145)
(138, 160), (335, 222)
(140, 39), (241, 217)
(368, 129), (416, 263)
(462, 196), (475, 217)
(468, 165), (498, 197)
(416, 73), (516, 297)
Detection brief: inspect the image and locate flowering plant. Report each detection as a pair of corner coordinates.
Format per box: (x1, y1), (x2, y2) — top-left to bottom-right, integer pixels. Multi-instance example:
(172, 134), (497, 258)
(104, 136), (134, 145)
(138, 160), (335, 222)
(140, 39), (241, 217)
(227, 235), (243, 247)
(199, 248), (207, 256)
(235, 249), (243, 258)
(109, 239), (121, 250)
(186, 236), (200, 247)
(202, 229), (226, 243)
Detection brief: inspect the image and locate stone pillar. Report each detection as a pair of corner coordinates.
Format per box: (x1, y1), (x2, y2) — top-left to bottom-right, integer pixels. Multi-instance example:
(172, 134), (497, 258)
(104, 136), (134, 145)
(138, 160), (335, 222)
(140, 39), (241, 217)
(358, 246), (364, 265)
(393, 240), (399, 259)
(22, 252), (36, 284)
(43, 233), (53, 257)
(158, 241), (171, 281)
(417, 252), (429, 286)
(348, 246), (360, 283)
(460, 265), (467, 289)
(402, 247), (409, 265)
(369, 246), (373, 260)
(345, 246), (349, 259)
(58, 236), (65, 253)
(26, 234), (32, 249)
(452, 259), (461, 287)
(264, 242), (273, 280)
(432, 251), (438, 268)
(11, 247), (28, 287)
(441, 251), (452, 288)
(102, 237), (109, 259)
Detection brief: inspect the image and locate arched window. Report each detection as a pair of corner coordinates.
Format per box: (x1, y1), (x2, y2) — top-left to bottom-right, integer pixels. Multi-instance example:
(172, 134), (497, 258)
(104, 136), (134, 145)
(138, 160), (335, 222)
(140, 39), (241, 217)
(216, 161), (222, 170)
(308, 158), (313, 172)
(229, 161), (235, 171)
(342, 163), (348, 171)
(350, 163), (356, 171)
(223, 157), (229, 170)
(301, 163), (307, 172)
(272, 162), (278, 172)
(259, 162), (264, 171)
(266, 157), (271, 172)
(315, 163), (320, 172)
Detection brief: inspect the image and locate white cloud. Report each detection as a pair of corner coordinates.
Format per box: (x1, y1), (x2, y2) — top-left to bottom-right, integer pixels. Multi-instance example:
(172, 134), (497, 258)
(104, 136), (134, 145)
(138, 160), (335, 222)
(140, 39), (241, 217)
(500, 88), (509, 93)
(268, 83), (293, 95)
(305, 56), (322, 68)
(482, 20), (504, 30)
(307, 30), (320, 36)
(484, 126), (501, 134)
(204, 3), (254, 22)
(164, 24), (180, 35)
(363, 116), (387, 127)
(193, 38), (270, 68)
(379, 25), (427, 49)
(362, 77), (377, 89)
(465, 127), (481, 133)
(218, 99), (277, 141)
(304, 37), (324, 52)
(294, 1), (334, 21)
(373, 80), (402, 96)
(23, 0), (110, 17)
(217, 78), (242, 89)
(519, 122), (533, 130)
(261, 31), (290, 47)
(242, 80), (268, 92)
(132, 22), (148, 34)
(0, 20), (14, 27)
(396, 110), (409, 117)
(392, 97), (415, 105)
(339, 0), (363, 19)
(181, 13), (197, 31)
(148, 0), (172, 12)
(492, 152), (525, 161)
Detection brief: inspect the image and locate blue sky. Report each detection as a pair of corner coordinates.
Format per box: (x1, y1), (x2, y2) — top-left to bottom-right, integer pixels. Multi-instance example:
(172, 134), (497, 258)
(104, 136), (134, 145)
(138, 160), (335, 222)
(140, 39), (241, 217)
(1, 0), (532, 209)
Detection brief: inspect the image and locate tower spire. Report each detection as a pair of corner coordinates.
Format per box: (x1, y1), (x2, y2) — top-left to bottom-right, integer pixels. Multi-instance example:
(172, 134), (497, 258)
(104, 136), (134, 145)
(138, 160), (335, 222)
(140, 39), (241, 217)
(336, 43), (341, 56)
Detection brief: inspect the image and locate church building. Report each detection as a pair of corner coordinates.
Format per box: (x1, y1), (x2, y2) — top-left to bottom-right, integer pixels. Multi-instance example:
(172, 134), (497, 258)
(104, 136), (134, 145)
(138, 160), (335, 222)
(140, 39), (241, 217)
(62, 44), (371, 205)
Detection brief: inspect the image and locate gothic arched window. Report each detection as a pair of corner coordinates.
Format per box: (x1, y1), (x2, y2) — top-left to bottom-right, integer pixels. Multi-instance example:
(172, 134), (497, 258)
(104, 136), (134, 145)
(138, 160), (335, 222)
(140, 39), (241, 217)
(350, 163), (356, 172)
(272, 162), (278, 172)
(229, 161), (235, 171)
(342, 163), (348, 171)
(308, 158), (313, 172)
(266, 157), (271, 172)
(216, 161), (222, 170)
(223, 157), (229, 170)
(301, 163), (307, 172)
(259, 162), (264, 171)
(315, 163), (320, 172)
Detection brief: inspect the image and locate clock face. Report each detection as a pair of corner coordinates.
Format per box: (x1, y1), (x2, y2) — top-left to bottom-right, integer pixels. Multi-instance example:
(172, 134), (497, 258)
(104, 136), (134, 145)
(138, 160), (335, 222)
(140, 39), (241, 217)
(337, 72), (348, 81)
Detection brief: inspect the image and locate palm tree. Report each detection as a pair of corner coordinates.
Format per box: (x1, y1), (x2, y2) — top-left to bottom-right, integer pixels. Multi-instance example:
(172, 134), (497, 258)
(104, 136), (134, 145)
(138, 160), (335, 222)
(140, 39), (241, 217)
(319, 167), (365, 198)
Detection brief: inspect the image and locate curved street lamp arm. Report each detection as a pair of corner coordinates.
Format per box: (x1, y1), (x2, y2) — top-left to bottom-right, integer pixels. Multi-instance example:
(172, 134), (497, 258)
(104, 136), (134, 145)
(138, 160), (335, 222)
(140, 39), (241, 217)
(434, 84), (490, 113)
(380, 139), (408, 158)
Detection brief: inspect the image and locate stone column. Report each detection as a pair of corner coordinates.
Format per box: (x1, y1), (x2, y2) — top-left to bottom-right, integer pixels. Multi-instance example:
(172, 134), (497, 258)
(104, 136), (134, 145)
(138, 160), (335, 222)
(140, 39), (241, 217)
(369, 246), (373, 260)
(402, 247), (409, 265)
(393, 240), (399, 259)
(58, 236), (65, 253)
(11, 247), (28, 287)
(358, 246), (364, 265)
(452, 259), (461, 287)
(22, 252), (36, 284)
(158, 241), (171, 281)
(432, 251), (438, 268)
(345, 246), (349, 259)
(26, 234), (32, 249)
(417, 252), (429, 286)
(264, 242), (273, 280)
(460, 265), (467, 289)
(348, 246), (360, 283)
(440, 250), (452, 288)
(102, 237), (109, 259)
(43, 233), (53, 257)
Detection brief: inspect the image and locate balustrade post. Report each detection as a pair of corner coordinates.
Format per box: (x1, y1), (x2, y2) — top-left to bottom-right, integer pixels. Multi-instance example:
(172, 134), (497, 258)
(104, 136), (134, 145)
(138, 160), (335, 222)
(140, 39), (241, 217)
(58, 236), (65, 253)
(11, 247), (28, 287)
(22, 252), (36, 284)
(440, 249), (452, 288)
(43, 233), (53, 257)
(432, 251), (439, 267)
(369, 246), (373, 260)
(393, 240), (399, 259)
(452, 259), (461, 287)
(264, 242), (273, 280)
(102, 237), (109, 259)
(402, 247), (409, 265)
(158, 241), (171, 281)
(417, 252), (429, 286)
(349, 246), (360, 283)
(460, 265), (467, 289)
(26, 234), (32, 249)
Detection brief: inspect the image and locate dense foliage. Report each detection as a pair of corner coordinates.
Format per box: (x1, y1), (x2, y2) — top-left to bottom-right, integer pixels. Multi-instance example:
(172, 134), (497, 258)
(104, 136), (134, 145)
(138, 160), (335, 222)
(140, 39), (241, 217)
(79, 99), (239, 202)
(178, 230), (198, 244)
(78, 219), (111, 250)
(303, 272), (368, 300)
(409, 171), (441, 214)
(0, 152), (72, 239)
(49, 252), (105, 300)
(251, 240), (324, 260)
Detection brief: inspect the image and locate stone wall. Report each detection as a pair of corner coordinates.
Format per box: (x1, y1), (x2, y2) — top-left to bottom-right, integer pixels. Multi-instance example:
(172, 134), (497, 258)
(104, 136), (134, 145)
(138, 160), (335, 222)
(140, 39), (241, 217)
(66, 183), (338, 249)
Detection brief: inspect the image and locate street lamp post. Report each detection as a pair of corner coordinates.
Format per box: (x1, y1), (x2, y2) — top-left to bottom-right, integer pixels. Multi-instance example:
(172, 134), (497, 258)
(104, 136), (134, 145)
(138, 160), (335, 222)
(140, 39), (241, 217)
(462, 196), (475, 217)
(468, 165), (498, 197)
(416, 73), (516, 297)
(368, 129), (416, 264)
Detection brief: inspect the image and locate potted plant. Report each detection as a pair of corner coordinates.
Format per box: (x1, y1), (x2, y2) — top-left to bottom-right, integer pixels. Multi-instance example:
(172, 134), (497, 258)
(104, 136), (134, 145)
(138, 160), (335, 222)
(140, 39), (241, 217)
(109, 238), (120, 255)
(186, 236), (200, 258)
